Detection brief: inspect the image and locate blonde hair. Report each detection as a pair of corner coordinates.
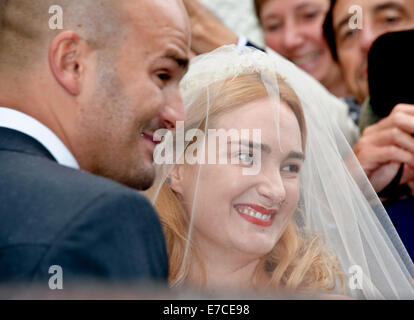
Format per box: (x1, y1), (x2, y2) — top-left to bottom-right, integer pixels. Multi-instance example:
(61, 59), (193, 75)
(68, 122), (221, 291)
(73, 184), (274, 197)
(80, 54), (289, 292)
(153, 73), (345, 294)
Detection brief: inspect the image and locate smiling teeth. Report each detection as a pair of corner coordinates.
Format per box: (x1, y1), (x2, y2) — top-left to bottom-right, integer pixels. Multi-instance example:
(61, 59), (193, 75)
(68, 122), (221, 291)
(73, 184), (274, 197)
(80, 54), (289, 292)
(238, 207), (272, 221)
(293, 51), (320, 65)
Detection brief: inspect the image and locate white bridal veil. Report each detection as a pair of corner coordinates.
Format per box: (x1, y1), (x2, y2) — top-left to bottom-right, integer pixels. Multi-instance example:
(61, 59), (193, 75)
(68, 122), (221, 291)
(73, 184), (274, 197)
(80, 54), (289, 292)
(146, 45), (414, 299)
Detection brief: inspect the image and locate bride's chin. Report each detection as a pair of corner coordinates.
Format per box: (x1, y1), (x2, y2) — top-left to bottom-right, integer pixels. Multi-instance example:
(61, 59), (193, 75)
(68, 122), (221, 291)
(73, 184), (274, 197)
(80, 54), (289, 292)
(233, 239), (276, 258)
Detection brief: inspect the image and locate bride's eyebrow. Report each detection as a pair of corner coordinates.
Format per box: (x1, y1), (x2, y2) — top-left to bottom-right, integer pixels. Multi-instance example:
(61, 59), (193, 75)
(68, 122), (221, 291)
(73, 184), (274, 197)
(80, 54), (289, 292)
(228, 140), (271, 154)
(286, 151), (305, 161)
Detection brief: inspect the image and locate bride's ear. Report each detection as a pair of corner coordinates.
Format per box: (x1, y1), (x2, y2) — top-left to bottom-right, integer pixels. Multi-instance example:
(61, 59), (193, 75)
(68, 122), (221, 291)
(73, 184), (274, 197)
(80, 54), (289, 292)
(167, 165), (185, 196)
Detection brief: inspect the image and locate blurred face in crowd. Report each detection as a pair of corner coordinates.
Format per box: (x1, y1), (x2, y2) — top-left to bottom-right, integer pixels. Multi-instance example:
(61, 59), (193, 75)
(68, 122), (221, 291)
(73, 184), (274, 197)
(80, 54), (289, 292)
(73, 0), (190, 190)
(332, 0), (414, 103)
(260, 0), (335, 84)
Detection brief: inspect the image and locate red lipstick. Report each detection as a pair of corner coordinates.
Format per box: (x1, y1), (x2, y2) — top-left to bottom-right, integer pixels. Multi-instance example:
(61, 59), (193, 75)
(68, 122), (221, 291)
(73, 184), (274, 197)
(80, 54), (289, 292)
(234, 203), (277, 227)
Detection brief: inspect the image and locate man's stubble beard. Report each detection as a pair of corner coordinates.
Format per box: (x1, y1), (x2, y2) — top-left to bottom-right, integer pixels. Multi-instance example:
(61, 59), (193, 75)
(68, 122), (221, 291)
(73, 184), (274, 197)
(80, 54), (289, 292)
(81, 59), (157, 191)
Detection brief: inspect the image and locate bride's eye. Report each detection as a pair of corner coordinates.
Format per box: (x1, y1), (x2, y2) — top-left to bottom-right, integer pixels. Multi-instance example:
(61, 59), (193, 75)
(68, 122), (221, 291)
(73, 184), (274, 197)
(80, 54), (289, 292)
(236, 152), (255, 166)
(281, 164), (301, 174)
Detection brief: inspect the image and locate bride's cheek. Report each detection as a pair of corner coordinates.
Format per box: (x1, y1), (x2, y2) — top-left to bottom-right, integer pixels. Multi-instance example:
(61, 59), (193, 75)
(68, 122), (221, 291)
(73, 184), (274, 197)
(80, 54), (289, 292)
(286, 181), (301, 205)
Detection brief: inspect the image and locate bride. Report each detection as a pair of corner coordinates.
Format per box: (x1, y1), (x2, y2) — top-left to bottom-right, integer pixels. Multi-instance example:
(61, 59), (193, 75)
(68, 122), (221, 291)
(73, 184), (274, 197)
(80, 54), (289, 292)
(146, 45), (414, 299)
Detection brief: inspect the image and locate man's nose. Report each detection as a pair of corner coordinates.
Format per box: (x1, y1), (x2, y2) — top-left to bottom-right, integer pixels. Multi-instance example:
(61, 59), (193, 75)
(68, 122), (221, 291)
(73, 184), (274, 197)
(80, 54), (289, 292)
(159, 92), (185, 130)
(360, 22), (378, 55)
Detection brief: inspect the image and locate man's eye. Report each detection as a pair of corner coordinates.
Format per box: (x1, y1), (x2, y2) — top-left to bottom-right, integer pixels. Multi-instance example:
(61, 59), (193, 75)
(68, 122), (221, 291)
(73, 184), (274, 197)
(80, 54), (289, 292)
(157, 73), (171, 82)
(341, 28), (358, 41)
(383, 14), (402, 25)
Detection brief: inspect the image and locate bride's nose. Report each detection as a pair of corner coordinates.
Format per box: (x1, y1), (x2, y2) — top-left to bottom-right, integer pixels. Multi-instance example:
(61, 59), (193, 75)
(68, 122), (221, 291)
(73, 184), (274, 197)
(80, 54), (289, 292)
(256, 171), (286, 207)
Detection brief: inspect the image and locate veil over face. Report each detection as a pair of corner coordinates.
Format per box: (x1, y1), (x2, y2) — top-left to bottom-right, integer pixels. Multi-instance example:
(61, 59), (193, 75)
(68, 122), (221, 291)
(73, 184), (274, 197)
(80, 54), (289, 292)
(172, 98), (304, 278)
(146, 45), (414, 299)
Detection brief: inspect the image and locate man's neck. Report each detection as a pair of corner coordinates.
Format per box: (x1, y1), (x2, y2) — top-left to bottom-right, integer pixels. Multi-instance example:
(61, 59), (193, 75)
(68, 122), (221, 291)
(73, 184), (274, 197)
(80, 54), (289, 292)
(0, 79), (77, 165)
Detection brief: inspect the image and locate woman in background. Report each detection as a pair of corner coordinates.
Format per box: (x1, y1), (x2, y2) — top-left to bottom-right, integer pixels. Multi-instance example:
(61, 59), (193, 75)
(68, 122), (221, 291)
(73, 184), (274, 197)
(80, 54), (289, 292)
(255, 0), (348, 98)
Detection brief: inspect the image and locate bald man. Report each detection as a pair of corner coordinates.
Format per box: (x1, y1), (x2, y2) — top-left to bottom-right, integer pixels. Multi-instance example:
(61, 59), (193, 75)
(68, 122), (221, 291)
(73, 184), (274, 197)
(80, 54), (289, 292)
(0, 0), (190, 289)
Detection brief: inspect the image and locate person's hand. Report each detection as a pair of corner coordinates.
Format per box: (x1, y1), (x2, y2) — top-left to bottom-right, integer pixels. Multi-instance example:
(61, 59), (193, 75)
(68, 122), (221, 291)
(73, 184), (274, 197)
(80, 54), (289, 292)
(400, 164), (414, 196)
(400, 164), (414, 185)
(183, 0), (238, 54)
(353, 104), (414, 193)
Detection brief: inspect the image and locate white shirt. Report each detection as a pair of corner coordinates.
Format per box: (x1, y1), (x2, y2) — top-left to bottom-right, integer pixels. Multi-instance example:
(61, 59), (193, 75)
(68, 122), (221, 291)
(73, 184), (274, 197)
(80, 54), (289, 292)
(0, 107), (79, 169)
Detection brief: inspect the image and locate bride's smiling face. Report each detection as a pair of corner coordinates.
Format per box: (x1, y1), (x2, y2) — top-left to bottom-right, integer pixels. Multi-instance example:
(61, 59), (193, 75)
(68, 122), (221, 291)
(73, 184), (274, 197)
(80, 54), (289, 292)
(179, 98), (304, 259)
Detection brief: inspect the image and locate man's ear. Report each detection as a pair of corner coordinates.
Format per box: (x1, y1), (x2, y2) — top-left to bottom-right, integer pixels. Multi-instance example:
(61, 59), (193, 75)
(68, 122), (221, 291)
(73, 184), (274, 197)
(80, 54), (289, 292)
(48, 31), (87, 96)
(168, 164), (185, 196)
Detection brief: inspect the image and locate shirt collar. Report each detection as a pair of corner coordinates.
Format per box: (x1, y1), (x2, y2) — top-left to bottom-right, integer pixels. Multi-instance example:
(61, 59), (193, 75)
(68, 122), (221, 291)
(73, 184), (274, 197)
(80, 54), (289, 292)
(0, 107), (79, 169)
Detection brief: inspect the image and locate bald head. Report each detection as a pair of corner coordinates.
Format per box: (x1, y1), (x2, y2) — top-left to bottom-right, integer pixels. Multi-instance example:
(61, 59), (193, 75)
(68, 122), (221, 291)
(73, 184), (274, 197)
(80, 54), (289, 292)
(0, 0), (124, 71)
(0, 0), (190, 190)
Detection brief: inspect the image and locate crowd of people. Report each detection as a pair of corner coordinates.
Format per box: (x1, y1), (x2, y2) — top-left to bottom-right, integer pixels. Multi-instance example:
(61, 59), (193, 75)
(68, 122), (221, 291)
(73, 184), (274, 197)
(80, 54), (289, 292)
(0, 0), (414, 299)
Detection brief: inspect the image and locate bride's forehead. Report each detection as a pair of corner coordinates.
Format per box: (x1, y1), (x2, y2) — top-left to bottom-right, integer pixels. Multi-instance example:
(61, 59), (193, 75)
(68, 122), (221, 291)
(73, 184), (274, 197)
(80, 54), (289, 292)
(211, 99), (302, 147)
(214, 99), (298, 128)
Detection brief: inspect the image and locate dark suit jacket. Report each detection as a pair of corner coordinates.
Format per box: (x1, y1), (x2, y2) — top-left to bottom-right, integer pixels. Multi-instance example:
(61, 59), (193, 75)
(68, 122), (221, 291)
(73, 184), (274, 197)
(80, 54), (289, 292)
(386, 197), (414, 262)
(0, 127), (168, 288)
